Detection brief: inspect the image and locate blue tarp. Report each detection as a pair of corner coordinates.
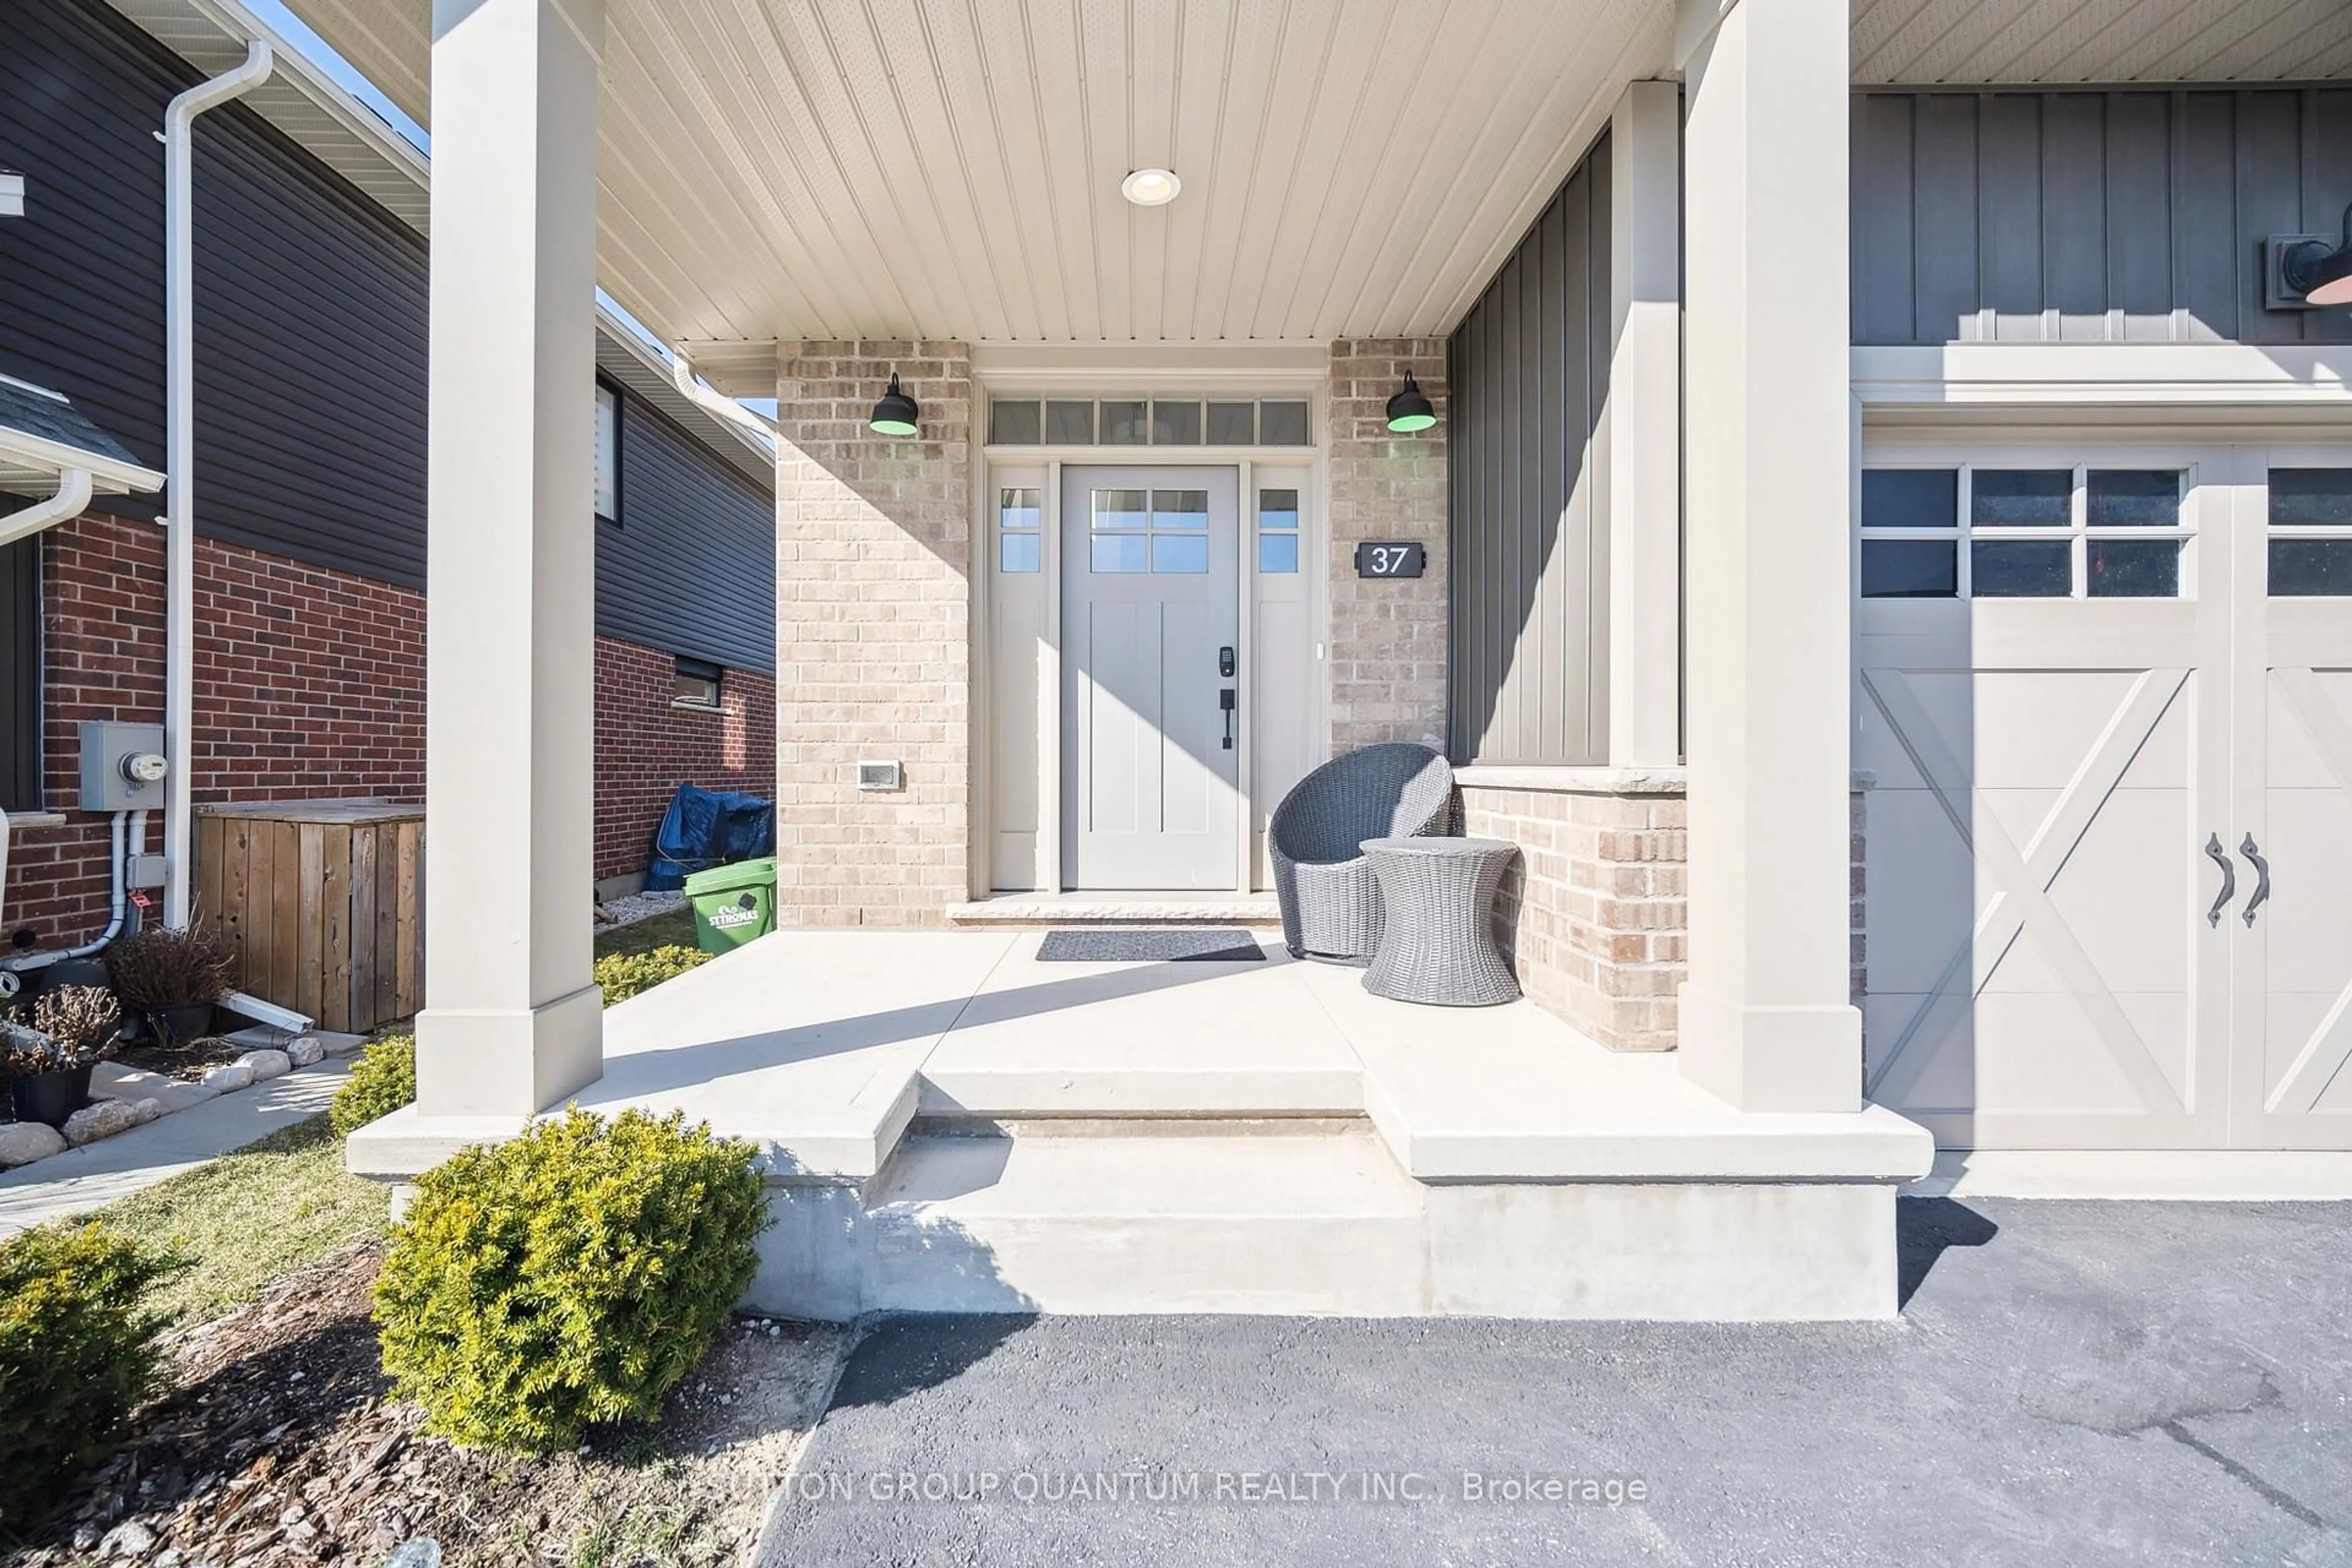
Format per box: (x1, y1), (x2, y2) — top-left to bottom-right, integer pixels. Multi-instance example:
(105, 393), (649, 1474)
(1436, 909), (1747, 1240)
(644, 783), (776, 891)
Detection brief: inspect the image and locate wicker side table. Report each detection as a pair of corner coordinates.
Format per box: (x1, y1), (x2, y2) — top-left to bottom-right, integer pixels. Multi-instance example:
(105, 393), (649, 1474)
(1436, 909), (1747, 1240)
(1359, 837), (1521, 1006)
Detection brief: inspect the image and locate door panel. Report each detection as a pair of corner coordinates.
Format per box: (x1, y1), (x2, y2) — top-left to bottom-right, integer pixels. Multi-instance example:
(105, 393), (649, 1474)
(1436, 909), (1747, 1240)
(2234, 447), (2352, 1147)
(1060, 467), (1240, 890)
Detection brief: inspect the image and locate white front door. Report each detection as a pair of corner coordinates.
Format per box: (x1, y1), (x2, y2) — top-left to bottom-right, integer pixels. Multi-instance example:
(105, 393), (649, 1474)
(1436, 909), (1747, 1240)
(1060, 467), (1241, 890)
(1858, 443), (2352, 1151)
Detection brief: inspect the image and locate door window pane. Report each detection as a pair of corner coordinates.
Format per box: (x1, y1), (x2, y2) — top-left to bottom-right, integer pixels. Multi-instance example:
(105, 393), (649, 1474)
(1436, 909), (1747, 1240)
(2086, 470), (2180, 527)
(2087, 538), (2179, 597)
(1206, 402), (1256, 444)
(1091, 534), (1149, 573)
(1091, 489), (1148, 530)
(989, 400), (1042, 444)
(1259, 401), (1310, 446)
(1101, 400), (1150, 445)
(1000, 533), (1041, 573)
(1259, 533), (1299, 573)
(1152, 535), (1209, 573)
(1972, 540), (2072, 596)
(2269, 469), (2352, 526)
(1152, 489), (1208, 529)
(1045, 400), (1096, 443)
(2269, 538), (2352, 596)
(1861, 540), (1956, 598)
(1150, 400), (1202, 445)
(1972, 470), (2071, 527)
(1861, 470), (1956, 529)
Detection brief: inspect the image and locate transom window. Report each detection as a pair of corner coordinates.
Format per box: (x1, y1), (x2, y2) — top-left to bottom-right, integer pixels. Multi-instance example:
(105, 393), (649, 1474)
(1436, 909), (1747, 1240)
(1860, 464), (2188, 600)
(1257, 488), (1300, 574)
(2268, 468), (2352, 597)
(1091, 488), (1208, 574)
(990, 398), (1310, 448)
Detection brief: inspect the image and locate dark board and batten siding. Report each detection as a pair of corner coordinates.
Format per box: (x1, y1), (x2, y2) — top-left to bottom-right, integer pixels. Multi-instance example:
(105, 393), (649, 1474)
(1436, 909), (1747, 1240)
(0, 0), (775, 675)
(1447, 132), (1613, 767)
(1853, 86), (2352, 345)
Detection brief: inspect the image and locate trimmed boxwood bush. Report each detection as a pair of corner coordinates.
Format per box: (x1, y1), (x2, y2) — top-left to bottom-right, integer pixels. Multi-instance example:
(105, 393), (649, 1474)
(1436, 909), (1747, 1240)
(330, 1033), (417, 1136)
(372, 1107), (764, 1452)
(593, 944), (710, 1005)
(0, 1223), (181, 1535)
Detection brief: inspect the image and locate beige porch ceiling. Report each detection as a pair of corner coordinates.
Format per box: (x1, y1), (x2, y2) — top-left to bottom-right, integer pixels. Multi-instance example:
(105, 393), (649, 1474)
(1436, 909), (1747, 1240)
(281, 0), (2350, 358)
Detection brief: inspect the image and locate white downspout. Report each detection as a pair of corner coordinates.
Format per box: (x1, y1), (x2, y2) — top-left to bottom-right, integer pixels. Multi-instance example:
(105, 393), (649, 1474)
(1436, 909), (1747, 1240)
(668, 348), (779, 443)
(163, 41), (274, 931)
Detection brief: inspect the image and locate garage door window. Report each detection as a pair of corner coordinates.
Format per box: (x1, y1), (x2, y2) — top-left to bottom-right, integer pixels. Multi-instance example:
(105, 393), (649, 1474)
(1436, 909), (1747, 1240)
(1861, 464), (2187, 600)
(2268, 468), (2352, 596)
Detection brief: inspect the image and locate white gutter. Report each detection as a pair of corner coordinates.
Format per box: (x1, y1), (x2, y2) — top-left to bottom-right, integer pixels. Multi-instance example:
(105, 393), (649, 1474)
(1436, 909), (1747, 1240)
(0, 469), (93, 549)
(162, 40), (273, 932)
(669, 346), (780, 446)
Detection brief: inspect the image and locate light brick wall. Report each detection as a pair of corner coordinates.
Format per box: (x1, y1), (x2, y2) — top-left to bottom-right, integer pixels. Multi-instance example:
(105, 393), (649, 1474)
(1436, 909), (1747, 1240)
(1460, 776), (1873, 1052)
(772, 341), (973, 927)
(591, 638), (777, 883)
(1460, 778), (1687, 1052)
(1328, 339), (1448, 751)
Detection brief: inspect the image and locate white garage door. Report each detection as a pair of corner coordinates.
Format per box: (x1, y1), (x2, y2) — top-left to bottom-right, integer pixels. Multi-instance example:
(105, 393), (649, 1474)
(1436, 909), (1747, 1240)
(1856, 442), (2352, 1150)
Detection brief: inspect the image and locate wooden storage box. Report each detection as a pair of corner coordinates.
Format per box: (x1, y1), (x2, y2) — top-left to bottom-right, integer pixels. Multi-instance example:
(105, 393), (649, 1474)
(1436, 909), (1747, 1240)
(196, 800), (424, 1034)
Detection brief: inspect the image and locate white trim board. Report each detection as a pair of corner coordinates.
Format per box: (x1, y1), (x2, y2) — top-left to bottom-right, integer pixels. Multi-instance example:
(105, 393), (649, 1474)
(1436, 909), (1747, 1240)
(1853, 344), (2352, 415)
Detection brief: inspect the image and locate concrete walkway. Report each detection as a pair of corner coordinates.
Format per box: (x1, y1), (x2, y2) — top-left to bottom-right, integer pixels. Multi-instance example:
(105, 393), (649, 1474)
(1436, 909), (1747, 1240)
(0, 1058), (352, 1235)
(757, 1197), (2352, 1567)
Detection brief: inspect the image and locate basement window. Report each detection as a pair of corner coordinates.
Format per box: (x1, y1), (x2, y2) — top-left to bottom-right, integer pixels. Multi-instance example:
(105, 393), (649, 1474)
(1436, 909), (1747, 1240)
(673, 657), (723, 709)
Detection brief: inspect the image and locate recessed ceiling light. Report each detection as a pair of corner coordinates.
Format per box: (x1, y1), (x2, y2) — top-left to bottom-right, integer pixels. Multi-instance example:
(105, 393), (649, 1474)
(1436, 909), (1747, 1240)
(1121, 168), (1181, 207)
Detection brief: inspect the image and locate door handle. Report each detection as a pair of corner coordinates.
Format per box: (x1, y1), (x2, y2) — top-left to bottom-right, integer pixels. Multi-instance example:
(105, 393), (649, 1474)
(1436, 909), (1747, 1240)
(1219, 688), (1236, 750)
(2203, 833), (2236, 928)
(2239, 834), (2271, 927)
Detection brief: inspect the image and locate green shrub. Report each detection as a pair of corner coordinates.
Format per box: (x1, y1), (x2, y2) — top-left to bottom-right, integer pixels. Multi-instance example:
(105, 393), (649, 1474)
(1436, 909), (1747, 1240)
(594, 944), (711, 1006)
(330, 1034), (417, 1136)
(372, 1107), (764, 1452)
(0, 1223), (182, 1535)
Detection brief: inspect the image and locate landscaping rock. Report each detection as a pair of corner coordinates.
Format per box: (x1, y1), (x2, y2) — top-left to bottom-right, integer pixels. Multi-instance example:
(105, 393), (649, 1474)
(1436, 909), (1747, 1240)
(0, 1120), (67, 1167)
(149, 1080), (222, 1113)
(97, 1519), (155, 1558)
(126, 1097), (164, 1126)
(285, 1036), (326, 1068)
(200, 1062), (256, 1093)
(63, 1099), (145, 1146)
(236, 1049), (293, 1081)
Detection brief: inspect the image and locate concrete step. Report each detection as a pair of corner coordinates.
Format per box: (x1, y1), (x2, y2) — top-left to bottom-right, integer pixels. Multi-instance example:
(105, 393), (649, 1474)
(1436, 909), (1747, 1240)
(864, 1122), (1430, 1315)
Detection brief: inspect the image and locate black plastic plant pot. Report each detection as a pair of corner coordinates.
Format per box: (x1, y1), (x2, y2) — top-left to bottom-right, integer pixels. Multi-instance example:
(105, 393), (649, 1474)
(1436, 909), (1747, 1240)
(146, 1001), (216, 1047)
(10, 1065), (93, 1128)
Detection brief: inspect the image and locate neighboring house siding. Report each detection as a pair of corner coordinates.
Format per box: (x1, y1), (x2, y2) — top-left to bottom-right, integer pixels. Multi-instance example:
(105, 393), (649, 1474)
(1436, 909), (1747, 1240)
(0, 0), (429, 581)
(1852, 86), (2352, 345)
(593, 638), (778, 883)
(1446, 131), (1612, 767)
(599, 393), (778, 676)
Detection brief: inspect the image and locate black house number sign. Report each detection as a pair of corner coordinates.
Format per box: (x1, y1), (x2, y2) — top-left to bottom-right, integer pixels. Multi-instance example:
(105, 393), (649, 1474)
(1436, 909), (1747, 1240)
(1354, 541), (1425, 579)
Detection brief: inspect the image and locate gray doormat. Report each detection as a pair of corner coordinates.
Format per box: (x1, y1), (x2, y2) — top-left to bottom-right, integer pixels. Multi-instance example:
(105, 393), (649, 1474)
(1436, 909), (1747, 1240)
(1037, 929), (1266, 963)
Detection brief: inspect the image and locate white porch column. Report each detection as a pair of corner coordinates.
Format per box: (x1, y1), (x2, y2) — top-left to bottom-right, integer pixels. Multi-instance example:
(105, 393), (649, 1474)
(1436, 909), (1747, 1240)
(415, 0), (605, 1117)
(1675, 0), (1860, 1112)
(1605, 78), (1684, 767)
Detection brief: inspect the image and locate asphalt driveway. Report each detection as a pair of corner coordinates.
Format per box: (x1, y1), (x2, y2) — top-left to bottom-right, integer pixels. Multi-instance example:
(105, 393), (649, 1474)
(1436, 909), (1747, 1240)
(756, 1199), (2350, 1566)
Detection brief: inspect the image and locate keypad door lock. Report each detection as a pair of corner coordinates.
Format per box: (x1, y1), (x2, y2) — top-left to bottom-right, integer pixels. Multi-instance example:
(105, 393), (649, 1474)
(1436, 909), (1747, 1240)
(1219, 646), (1236, 679)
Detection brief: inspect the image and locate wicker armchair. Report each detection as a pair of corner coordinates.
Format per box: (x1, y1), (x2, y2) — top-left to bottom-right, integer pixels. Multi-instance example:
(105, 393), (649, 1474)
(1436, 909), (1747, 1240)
(1268, 742), (1458, 962)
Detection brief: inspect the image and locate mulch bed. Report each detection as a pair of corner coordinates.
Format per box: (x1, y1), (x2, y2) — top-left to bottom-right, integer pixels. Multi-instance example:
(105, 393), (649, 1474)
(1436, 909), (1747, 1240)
(15, 1245), (845, 1567)
(104, 1036), (252, 1083)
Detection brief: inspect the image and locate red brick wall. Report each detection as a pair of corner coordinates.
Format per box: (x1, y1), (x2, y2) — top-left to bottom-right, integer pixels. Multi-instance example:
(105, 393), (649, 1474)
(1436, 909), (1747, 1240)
(6, 508), (775, 950)
(592, 637), (776, 884)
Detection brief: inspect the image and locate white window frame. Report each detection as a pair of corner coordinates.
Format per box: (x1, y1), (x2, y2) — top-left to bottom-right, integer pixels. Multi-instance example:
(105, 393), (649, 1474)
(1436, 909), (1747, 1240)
(1859, 454), (2201, 601)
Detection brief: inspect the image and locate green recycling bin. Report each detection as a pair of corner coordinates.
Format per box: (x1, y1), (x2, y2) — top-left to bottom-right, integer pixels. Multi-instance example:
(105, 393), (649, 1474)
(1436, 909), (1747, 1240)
(684, 857), (777, 952)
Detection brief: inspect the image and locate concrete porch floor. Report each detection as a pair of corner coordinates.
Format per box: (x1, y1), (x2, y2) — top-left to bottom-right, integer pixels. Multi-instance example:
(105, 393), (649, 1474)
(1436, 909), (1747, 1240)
(349, 930), (1932, 1321)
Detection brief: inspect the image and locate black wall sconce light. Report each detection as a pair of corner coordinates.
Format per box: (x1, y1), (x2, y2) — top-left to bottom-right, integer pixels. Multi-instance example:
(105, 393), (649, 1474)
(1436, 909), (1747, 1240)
(1384, 372), (1436, 433)
(869, 371), (921, 436)
(2268, 204), (2352, 311)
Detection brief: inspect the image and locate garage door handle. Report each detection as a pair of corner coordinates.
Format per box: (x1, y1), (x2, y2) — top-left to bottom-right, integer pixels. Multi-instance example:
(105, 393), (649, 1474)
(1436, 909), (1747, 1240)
(2204, 834), (2236, 928)
(2239, 834), (2271, 928)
